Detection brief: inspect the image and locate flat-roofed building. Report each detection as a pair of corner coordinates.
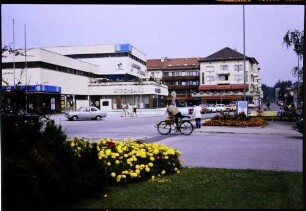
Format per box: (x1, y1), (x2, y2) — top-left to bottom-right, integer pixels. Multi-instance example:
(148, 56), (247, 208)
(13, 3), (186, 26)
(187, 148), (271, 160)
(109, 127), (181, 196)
(2, 43), (168, 113)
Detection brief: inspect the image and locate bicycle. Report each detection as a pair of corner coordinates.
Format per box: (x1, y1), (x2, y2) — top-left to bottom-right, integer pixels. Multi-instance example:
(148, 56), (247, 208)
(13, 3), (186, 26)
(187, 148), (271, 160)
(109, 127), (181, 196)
(157, 115), (194, 135)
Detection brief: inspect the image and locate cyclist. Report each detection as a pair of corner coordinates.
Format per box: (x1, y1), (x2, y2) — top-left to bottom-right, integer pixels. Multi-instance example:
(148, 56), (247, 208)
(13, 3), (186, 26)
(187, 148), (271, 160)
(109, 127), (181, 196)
(166, 102), (183, 130)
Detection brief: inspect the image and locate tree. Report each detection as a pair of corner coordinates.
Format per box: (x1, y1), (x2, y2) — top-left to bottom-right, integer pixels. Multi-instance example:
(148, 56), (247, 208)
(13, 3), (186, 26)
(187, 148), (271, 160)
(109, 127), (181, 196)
(283, 30), (304, 105)
(261, 84), (274, 103)
(274, 80), (293, 104)
(283, 30), (304, 80)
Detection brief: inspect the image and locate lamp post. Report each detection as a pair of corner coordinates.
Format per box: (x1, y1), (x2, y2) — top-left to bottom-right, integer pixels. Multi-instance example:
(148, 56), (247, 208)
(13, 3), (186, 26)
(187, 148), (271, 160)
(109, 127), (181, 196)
(243, 5), (246, 101)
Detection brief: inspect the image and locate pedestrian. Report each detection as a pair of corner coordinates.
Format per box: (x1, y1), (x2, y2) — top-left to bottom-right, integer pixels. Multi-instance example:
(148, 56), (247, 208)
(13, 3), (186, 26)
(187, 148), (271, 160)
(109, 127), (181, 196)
(133, 104), (137, 117)
(128, 103), (133, 117)
(192, 103), (202, 129)
(266, 102), (270, 110)
(121, 103), (127, 117)
(167, 102), (183, 131)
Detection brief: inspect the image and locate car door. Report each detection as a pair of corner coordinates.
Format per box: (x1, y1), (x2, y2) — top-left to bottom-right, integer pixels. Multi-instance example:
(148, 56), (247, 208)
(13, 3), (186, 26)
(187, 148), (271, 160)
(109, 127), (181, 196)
(90, 107), (99, 119)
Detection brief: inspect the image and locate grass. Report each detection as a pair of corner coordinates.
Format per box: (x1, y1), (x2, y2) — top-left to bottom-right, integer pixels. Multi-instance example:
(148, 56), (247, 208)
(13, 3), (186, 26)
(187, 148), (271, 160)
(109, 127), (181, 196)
(66, 167), (304, 209)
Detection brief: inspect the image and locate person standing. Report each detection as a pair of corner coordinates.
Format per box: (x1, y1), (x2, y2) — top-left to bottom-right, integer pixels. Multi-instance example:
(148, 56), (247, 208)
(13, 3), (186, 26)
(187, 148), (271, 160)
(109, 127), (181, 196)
(133, 105), (138, 117)
(128, 103), (133, 117)
(121, 103), (127, 117)
(192, 104), (202, 129)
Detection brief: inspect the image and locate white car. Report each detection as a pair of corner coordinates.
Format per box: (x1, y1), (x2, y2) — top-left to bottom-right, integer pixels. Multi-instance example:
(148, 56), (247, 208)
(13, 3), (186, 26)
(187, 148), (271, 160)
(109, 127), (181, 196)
(248, 103), (257, 109)
(215, 104), (228, 112)
(65, 106), (107, 121)
(206, 104), (217, 113)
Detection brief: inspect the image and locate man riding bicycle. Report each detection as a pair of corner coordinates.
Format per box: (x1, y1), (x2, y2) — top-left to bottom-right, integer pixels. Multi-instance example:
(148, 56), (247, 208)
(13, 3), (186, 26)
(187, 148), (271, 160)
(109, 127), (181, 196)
(166, 102), (183, 130)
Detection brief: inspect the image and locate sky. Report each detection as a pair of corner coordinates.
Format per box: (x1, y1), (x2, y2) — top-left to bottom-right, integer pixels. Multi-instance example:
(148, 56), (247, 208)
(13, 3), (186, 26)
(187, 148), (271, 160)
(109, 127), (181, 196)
(1, 4), (304, 87)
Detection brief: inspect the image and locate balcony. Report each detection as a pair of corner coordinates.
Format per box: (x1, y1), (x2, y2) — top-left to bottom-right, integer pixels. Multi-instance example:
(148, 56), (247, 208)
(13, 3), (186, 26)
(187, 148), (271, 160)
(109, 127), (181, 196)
(162, 75), (199, 81)
(217, 81), (230, 85)
(168, 85), (198, 90)
(217, 70), (230, 75)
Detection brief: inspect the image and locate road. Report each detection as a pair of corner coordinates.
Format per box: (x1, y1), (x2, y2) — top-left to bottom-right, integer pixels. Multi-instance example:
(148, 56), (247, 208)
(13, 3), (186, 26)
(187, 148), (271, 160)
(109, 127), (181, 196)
(49, 108), (303, 172)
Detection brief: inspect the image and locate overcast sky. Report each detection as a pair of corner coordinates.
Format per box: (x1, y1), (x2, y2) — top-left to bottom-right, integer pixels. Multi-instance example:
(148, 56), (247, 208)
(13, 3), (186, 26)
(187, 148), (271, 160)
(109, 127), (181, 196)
(1, 4), (304, 87)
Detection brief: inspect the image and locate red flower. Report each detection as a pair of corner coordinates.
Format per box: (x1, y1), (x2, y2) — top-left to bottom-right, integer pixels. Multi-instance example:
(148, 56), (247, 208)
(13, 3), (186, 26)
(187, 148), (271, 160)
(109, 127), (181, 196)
(107, 141), (116, 148)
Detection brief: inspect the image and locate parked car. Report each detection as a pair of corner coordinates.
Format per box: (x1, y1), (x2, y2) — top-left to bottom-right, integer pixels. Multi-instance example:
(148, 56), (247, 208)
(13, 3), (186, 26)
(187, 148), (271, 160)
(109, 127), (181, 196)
(206, 104), (217, 113)
(188, 104), (209, 114)
(226, 102), (237, 111)
(65, 106), (107, 121)
(248, 103), (256, 109)
(215, 104), (228, 112)
(295, 118), (304, 134)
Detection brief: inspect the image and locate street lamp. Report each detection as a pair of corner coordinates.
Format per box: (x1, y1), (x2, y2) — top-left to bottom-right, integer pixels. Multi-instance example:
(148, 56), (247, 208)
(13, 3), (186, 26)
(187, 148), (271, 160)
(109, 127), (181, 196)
(243, 5), (247, 101)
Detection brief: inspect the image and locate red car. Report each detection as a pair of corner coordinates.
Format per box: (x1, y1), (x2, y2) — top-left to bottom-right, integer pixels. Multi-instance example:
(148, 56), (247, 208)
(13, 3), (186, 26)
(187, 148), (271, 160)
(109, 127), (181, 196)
(188, 104), (209, 114)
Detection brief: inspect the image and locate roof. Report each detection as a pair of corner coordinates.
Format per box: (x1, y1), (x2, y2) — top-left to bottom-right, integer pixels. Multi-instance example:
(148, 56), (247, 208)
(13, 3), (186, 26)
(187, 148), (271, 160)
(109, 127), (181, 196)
(199, 47), (258, 64)
(147, 57), (199, 70)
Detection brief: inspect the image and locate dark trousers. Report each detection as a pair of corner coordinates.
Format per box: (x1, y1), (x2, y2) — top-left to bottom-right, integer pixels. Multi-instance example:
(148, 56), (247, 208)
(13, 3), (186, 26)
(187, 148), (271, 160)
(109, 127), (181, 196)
(174, 112), (183, 128)
(195, 118), (201, 128)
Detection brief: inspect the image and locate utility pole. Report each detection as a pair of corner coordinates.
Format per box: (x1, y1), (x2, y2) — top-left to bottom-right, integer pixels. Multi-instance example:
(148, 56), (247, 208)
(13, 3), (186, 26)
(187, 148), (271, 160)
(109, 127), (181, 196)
(243, 5), (246, 101)
(13, 19), (15, 87)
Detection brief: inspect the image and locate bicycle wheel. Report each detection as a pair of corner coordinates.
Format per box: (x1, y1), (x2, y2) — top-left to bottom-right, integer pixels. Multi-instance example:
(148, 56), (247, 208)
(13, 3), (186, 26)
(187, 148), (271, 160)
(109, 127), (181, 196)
(179, 121), (194, 135)
(157, 121), (172, 135)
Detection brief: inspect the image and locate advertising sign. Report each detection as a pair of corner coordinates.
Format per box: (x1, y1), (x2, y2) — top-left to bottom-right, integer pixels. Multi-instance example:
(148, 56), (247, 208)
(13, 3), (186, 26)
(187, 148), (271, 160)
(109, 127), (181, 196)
(51, 98), (55, 110)
(237, 101), (248, 116)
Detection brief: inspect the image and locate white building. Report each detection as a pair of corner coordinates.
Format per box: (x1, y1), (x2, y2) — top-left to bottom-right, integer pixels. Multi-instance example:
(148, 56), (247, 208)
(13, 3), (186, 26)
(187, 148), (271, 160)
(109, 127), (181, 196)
(193, 47), (263, 105)
(2, 43), (168, 113)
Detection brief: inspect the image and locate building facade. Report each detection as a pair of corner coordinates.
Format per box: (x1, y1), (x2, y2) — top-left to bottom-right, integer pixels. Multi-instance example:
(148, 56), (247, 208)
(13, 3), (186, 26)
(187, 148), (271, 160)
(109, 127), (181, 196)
(2, 44), (168, 113)
(147, 57), (200, 107)
(194, 47), (263, 105)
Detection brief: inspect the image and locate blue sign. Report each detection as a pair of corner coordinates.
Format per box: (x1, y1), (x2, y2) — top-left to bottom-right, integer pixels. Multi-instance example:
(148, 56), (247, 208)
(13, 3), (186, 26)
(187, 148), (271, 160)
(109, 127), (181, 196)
(237, 101), (248, 116)
(115, 44), (132, 53)
(2, 85), (61, 93)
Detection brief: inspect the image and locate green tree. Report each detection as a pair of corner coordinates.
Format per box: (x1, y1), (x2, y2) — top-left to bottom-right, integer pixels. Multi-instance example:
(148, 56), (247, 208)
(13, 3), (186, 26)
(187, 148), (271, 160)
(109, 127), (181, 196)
(261, 84), (274, 103)
(274, 80), (293, 104)
(283, 30), (304, 80)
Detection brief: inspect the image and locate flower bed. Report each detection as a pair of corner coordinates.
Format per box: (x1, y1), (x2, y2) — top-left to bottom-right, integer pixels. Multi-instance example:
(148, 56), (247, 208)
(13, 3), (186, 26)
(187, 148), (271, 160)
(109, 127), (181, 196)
(65, 138), (183, 184)
(204, 113), (267, 127)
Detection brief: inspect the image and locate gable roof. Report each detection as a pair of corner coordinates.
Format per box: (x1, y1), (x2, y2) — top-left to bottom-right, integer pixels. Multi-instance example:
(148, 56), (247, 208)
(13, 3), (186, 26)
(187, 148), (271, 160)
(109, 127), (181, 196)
(199, 47), (258, 64)
(147, 57), (199, 70)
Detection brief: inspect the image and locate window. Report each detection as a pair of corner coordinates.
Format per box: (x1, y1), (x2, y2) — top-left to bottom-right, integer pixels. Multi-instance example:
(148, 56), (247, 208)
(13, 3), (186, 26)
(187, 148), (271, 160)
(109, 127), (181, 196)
(206, 76), (215, 81)
(234, 74), (243, 81)
(102, 101), (109, 106)
(234, 64), (243, 71)
(220, 65), (228, 70)
(91, 107), (98, 111)
(219, 75), (229, 81)
(206, 66), (215, 72)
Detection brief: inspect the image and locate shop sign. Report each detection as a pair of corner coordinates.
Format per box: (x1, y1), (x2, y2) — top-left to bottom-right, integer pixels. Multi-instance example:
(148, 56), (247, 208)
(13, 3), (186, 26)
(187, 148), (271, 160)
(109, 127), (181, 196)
(113, 88), (144, 94)
(132, 63), (140, 70)
(155, 88), (161, 93)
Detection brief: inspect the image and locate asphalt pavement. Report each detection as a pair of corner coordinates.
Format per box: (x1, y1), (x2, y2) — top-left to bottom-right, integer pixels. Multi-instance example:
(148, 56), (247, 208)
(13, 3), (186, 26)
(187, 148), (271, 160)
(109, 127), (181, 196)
(49, 108), (303, 172)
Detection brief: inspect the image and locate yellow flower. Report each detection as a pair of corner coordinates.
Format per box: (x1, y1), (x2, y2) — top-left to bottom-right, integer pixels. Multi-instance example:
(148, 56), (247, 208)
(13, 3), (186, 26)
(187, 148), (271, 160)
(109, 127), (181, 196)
(176, 170), (180, 174)
(164, 156), (169, 159)
(106, 162), (111, 166)
(111, 172), (116, 177)
(151, 176), (155, 181)
(122, 175), (126, 178)
(150, 157), (155, 161)
(135, 169), (140, 174)
(161, 170), (166, 175)
(70, 142), (75, 147)
(115, 160), (120, 165)
(148, 162), (153, 167)
(174, 167), (178, 171)
(145, 167), (150, 172)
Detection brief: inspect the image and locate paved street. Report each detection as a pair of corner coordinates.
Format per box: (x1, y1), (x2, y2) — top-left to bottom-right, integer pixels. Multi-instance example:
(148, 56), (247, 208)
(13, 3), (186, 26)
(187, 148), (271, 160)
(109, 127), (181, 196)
(49, 107), (303, 172)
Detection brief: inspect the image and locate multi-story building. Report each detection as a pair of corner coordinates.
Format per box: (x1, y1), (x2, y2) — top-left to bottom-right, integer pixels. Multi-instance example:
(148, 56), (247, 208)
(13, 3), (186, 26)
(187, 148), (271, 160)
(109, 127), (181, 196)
(147, 57), (200, 107)
(2, 43), (168, 113)
(194, 47), (263, 105)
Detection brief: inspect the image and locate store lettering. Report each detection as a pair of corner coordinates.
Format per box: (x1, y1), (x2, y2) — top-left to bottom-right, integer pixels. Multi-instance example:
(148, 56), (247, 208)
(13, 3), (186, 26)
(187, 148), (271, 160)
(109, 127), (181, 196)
(113, 88), (144, 94)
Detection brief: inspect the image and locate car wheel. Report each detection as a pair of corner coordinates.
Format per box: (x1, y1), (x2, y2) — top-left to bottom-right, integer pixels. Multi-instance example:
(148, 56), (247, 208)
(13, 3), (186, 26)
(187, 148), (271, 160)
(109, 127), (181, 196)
(96, 115), (102, 120)
(72, 116), (78, 121)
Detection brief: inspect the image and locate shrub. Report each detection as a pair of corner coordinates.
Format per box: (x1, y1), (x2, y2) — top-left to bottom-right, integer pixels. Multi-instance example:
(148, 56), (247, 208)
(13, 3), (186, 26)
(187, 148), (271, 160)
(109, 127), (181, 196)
(2, 118), (109, 210)
(65, 138), (183, 185)
(204, 113), (267, 127)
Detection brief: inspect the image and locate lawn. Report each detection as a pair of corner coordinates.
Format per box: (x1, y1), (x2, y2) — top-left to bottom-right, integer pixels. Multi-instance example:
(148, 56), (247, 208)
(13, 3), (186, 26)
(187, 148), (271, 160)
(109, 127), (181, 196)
(66, 167), (303, 209)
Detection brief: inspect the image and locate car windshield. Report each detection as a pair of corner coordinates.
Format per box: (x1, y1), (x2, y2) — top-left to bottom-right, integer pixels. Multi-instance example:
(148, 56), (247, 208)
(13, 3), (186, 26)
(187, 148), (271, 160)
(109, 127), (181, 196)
(78, 107), (85, 112)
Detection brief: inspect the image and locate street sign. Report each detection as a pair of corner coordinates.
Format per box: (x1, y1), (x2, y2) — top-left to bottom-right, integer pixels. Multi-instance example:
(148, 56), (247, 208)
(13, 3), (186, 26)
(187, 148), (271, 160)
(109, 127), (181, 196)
(237, 101), (248, 116)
